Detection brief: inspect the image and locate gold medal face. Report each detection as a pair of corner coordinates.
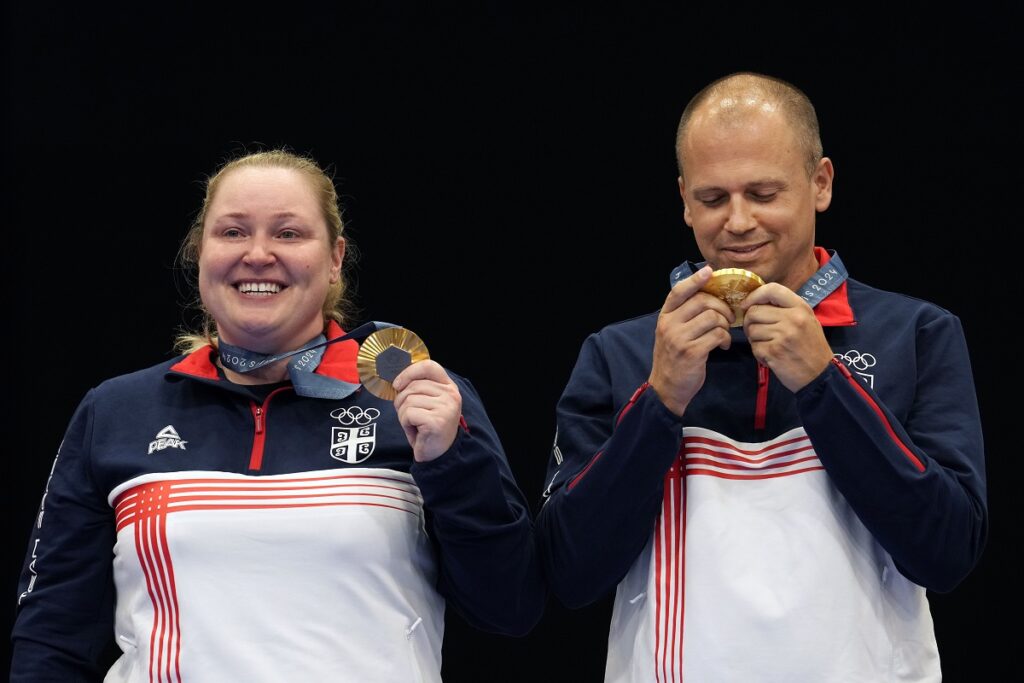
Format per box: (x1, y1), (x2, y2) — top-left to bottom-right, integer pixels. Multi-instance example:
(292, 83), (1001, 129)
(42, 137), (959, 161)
(701, 268), (766, 326)
(356, 327), (430, 400)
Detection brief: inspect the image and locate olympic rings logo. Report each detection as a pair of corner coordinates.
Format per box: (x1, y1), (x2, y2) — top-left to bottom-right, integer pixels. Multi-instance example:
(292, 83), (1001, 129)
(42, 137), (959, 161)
(835, 350), (876, 371)
(330, 406), (381, 426)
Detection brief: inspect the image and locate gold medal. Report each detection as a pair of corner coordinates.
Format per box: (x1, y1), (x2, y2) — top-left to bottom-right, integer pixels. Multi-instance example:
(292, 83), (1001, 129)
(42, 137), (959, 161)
(356, 327), (430, 400)
(701, 268), (766, 326)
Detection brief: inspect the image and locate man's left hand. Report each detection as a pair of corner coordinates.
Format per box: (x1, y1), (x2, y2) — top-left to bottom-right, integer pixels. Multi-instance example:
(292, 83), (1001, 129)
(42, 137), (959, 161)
(740, 284), (834, 392)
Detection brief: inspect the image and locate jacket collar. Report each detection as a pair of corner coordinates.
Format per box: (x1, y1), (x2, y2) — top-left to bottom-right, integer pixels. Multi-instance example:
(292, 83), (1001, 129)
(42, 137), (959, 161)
(669, 246), (856, 327)
(811, 247), (856, 327)
(169, 320), (361, 382)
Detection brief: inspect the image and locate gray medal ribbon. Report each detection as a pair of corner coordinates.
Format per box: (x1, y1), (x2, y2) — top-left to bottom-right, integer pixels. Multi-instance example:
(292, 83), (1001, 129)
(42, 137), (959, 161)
(217, 321), (397, 399)
(668, 251), (848, 309)
(796, 253), (848, 308)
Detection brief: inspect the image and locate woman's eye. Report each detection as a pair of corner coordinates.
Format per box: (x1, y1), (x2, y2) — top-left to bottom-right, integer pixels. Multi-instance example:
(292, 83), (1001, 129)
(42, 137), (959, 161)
(223, 227), (243, 237)
(278, 229), (300, 239)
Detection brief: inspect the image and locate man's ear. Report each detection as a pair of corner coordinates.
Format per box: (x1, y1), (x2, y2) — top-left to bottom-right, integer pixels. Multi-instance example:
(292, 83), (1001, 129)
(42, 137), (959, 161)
(678, 176), (692, 226)
(813, 158), (834, 212)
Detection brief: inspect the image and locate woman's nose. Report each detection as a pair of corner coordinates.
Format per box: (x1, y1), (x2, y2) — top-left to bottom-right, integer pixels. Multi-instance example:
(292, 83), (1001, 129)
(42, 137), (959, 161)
(242, 235), (276, 266)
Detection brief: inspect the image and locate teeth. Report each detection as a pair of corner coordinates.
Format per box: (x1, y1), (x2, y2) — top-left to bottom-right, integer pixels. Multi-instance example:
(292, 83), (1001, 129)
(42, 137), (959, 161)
(238, 282), (282, 294)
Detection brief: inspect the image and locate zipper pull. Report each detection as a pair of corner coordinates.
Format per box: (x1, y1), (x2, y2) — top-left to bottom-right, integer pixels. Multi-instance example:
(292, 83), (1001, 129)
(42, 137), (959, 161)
(755, 363), (769, 430)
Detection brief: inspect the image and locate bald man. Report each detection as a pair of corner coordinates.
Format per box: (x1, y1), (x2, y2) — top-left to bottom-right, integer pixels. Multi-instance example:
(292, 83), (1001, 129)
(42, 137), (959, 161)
(536, 72), (986, 682)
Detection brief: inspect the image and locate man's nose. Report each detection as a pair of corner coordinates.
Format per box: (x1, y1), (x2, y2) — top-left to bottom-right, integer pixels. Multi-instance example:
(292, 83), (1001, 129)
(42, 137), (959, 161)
(724, 197), (756, 233)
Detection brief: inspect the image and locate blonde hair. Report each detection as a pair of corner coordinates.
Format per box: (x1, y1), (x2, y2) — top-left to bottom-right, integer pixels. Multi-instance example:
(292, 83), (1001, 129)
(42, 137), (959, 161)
(174, 149), (355, 354)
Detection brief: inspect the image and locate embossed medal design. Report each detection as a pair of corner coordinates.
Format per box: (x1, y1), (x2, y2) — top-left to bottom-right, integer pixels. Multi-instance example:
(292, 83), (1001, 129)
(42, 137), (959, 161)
(356, 327), (430, 400)
(701, 268), (766, 326)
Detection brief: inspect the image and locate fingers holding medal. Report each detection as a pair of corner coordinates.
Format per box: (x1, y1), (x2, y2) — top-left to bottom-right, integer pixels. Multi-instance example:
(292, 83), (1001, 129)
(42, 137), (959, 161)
(358, 327), (462, 462)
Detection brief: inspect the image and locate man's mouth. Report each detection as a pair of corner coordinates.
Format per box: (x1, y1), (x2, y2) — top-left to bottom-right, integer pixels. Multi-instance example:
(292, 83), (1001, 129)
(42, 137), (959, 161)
(723, 243), (765, 254)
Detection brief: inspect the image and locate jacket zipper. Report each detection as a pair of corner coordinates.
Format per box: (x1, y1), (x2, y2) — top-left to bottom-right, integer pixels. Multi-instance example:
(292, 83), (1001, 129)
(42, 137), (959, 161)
(755, 363), (769, 430)
(567, 381), (650, 492)
(248, 387), (291, 471)
(830, 358), (925, 471)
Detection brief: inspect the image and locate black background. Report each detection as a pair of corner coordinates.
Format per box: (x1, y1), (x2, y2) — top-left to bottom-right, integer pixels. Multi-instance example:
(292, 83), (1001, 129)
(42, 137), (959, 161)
(3, 2), (1015, 680)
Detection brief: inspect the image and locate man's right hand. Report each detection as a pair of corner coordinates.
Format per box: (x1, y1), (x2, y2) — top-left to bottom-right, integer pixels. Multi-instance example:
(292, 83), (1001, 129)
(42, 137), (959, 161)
(648, 265), (735, 416)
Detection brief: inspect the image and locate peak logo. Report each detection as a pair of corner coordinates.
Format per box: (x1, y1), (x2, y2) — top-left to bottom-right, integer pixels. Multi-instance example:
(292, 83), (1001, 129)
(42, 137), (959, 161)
(149, 425), (188, 454)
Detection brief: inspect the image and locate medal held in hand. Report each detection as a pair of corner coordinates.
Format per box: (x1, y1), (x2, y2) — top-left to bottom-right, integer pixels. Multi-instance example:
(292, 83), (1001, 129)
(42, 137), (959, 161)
(357, 327), (430, 400)
(701, 268), (765, 326)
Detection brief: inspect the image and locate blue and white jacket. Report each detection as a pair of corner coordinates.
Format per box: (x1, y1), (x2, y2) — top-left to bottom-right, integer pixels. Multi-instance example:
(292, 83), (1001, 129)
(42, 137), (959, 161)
(12, 321), (546, 683)
(537, 248), (987, 683)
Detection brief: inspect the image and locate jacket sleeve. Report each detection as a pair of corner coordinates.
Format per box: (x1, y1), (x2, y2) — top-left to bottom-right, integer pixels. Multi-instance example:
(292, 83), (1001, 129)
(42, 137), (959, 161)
(534, 333), (682, 608)
(10, 390), (118, 682)
(797, 312), (987, 592)
(409, 375), (546, 637)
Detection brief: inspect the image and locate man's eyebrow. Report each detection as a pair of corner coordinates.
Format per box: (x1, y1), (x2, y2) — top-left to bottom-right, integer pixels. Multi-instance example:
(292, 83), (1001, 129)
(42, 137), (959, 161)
(691, 179), (787, 195)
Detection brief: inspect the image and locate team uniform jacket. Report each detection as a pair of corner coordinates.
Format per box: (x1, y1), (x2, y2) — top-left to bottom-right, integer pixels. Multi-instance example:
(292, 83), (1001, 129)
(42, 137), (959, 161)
(537, 248), (987, 682)
(12, 321), (545, 683)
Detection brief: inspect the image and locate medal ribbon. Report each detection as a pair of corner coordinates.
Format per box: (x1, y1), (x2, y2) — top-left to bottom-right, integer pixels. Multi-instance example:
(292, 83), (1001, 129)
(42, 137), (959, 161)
(668, 250), (849, 308)
(217, 321), (397, 399)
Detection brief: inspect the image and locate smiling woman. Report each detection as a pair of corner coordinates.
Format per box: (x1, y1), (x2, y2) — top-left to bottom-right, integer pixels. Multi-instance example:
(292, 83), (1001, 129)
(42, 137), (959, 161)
(179, 152), (349, 362)
(10, 149), (546, 683)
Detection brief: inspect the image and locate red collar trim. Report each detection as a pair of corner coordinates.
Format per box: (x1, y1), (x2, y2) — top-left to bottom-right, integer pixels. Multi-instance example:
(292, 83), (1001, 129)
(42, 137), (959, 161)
(170, 345), (220, 379)
(812, 246), (857, 327)
(169, 321), (361, 382)
(316, 321), (360, 383)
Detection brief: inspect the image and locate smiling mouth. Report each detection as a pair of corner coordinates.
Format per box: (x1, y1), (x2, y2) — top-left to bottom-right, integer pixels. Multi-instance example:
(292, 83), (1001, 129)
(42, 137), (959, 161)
(723, 243), (765, 254)
(236, 282), (284, 296)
